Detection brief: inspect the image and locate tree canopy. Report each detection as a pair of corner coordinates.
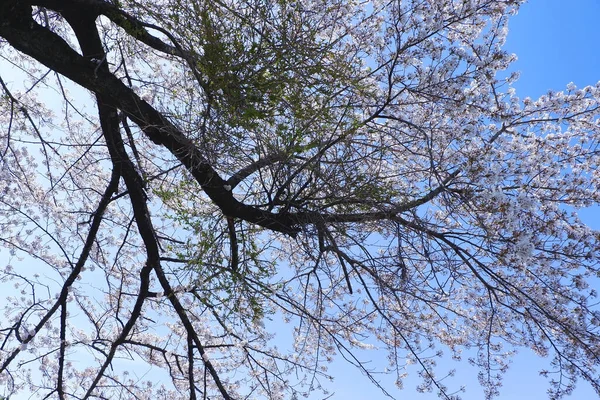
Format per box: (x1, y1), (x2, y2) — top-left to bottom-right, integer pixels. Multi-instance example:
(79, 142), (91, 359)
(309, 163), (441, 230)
(0, 0), (599, 398)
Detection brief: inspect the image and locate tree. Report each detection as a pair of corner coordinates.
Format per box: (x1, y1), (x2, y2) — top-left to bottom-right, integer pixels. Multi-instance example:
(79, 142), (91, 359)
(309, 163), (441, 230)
(0, 0), (599, 398)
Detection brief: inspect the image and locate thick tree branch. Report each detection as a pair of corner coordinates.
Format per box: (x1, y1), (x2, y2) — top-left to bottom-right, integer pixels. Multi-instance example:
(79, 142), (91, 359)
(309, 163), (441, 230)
(59, 11), (233, 398)
(227, 216), (239, 272)
(226, 151), (288, 189)
(0, 1), (458, 239)
(32, 0), (185, 57)
(0, 4), (301, 235)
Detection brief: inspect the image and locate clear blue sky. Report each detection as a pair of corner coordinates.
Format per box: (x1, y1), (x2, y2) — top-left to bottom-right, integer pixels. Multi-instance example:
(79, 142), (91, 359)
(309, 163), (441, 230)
(507, 0), (600, 98)
(316, 1), (600, 399)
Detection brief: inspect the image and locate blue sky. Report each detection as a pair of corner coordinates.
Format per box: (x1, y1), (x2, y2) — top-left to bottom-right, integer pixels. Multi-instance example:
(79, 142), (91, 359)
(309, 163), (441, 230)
(507, 0), (600, 98)
(316, 1), (600, 399)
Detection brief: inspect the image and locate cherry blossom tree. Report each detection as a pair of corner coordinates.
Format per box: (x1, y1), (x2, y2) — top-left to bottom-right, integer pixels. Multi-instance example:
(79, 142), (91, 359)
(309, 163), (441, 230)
(0, 0), (599, 398)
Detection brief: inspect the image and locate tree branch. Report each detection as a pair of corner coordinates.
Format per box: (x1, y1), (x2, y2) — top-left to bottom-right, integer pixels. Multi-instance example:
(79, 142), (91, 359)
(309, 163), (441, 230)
(226, 151), (287, 189)
(0, 4), (300, 235)
(0, 1), (460, 238)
